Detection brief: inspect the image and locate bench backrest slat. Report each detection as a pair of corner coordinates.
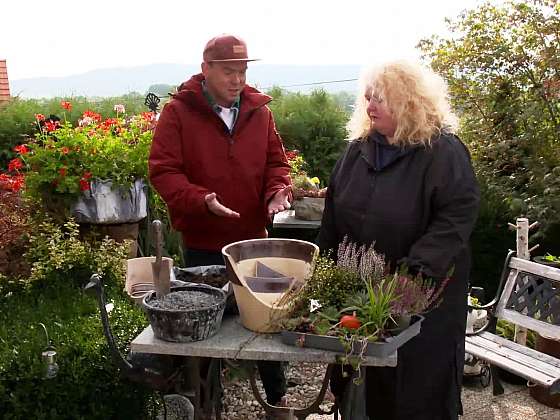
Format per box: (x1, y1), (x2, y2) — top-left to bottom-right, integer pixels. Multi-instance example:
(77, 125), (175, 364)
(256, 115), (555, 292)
(509, 257), (560, 282)
(495, 257), (560, 339)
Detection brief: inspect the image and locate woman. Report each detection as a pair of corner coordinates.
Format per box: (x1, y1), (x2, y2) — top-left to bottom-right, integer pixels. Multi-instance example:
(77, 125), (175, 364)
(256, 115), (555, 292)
(317, 61), (480, 419)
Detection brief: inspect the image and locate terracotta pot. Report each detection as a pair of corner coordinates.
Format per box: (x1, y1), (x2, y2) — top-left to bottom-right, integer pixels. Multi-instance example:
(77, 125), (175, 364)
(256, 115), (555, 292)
(529, 334), (560, 408)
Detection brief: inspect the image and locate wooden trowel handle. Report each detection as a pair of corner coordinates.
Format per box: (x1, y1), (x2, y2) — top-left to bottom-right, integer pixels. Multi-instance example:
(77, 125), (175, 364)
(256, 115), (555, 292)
(152, 220), (163, 265)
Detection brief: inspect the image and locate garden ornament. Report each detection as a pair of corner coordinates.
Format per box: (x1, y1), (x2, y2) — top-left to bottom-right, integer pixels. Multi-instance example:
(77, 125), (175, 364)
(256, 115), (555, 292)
(144, 92), (160, 113)
(39, 322), (58, 379)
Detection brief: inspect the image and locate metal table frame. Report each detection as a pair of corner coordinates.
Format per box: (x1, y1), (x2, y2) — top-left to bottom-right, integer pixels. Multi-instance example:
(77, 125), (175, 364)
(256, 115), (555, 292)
(131, 316), (397, 419)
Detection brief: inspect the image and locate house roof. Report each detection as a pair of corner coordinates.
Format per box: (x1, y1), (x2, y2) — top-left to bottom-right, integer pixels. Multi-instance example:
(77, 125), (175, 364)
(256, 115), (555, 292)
(0, 60), (11, 102)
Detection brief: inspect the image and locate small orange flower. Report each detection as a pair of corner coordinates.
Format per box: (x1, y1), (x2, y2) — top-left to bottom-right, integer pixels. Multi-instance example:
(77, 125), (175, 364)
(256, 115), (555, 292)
(61, 147), (70, 155)
(35, 114), (46, 122)
(61, 101), (72, 111)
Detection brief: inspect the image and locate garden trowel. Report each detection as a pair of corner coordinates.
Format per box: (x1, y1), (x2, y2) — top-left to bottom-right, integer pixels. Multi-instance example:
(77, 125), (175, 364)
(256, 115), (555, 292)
(151, 220), (170, 298)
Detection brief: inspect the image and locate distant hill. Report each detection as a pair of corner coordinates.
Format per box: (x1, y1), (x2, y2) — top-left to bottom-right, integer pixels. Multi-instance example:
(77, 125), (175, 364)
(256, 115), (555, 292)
(10, 63), (361, 98)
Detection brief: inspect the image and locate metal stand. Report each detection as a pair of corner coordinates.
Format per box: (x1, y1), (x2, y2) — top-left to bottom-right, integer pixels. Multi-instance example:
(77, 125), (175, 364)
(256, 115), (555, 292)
(247, 362), (337, 420)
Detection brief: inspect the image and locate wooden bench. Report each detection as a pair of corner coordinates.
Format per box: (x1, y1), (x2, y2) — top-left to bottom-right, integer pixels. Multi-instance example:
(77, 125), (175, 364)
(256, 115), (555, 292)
(466, 251), (560, 395)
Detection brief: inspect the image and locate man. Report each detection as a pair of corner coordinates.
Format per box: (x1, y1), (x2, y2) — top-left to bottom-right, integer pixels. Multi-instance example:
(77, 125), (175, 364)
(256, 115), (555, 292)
(149, 34), (291, 414)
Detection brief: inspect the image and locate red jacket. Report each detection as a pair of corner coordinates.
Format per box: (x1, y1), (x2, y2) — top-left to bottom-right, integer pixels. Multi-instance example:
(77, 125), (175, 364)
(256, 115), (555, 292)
(149, 74), (291, 251)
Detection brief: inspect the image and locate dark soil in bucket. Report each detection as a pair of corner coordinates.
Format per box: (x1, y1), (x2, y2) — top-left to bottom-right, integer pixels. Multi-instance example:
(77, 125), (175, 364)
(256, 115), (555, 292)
(189, 273), (229, 289)
(146, 290), (222, 311)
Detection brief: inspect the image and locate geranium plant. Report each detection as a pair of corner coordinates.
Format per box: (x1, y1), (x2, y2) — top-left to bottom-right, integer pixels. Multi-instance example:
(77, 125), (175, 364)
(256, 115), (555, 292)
(9, 101), (155, 205)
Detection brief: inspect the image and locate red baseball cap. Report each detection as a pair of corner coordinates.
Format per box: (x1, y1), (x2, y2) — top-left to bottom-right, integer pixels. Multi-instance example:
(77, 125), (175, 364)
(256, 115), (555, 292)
(203, 34), (259, 62)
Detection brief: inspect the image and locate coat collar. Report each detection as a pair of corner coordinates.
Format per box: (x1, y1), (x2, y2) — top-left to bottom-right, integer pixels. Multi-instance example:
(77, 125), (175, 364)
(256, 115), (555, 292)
(172, 73), (271, 114)
(359, 132), (417, 171)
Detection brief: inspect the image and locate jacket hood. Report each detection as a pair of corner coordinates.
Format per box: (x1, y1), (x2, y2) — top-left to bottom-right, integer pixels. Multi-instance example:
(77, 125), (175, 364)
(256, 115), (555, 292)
(359, 132), (418, 171)
(172, 73), (272, 111)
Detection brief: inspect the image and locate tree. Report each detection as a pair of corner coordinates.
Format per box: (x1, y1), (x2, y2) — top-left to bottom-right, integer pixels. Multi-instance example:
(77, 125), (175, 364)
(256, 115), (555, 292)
(267, 87), (349, 184)
(418, 0), (560, 238)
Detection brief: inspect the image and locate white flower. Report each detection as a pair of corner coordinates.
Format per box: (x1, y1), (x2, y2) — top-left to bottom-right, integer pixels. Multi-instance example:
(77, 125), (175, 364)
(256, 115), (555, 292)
(310, 299), (322, 313)
(113, 104), (125, 114)
(78, 116), (94, 126)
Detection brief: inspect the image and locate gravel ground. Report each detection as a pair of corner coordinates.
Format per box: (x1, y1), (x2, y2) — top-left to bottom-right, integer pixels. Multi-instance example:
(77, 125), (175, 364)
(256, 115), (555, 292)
(222, 362), (335, 419)
(220, 363), (559, 420)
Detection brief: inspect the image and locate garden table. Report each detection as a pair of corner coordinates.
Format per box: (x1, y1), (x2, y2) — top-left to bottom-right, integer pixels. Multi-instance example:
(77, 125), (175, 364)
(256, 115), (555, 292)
(272, 210), (321, 230)
(131, 315), (397, 419)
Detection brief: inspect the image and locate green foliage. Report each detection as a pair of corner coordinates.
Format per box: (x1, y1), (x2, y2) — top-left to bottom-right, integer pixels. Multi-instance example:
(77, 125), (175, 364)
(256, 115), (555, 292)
(418, 0), (560, 239)
(342, 278), (397, 338)
(268, 87), (349, 183)
(300, 254), (364, 309)
(0, 213), (155, 418)
(496, 319), (535, 349)
(0, 274), (155, 419)
(0, 94), (149, 168)
(24, 219), (128, 287)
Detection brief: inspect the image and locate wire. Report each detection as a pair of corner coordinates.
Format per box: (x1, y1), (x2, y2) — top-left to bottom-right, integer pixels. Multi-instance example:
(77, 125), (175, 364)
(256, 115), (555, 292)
(150, 77), (359, 99)
(263, 78), (358, 90)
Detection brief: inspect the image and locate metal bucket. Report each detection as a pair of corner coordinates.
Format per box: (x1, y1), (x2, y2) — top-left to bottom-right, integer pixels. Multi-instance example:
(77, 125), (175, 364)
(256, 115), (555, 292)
(143, 284), (226, 343)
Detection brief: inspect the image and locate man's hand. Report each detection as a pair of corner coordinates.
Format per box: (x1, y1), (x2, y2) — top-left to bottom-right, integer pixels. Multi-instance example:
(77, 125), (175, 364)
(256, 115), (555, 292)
(205, 193), (240, 218)
(268, 186), (291, 216)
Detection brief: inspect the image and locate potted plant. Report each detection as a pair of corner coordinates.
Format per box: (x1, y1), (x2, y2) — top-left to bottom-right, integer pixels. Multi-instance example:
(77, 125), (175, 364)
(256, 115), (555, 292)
(280, 237), (448, 370)
(9, 102), (155, 224)
(286, 150), (327, 221)
(533, 253), (560, 269)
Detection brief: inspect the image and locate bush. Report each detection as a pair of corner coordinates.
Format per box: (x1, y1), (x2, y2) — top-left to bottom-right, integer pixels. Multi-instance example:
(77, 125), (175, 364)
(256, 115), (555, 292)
(0, 275), (155, 419)
(268, 88), (349, 184)
(0, 217), (156, 419)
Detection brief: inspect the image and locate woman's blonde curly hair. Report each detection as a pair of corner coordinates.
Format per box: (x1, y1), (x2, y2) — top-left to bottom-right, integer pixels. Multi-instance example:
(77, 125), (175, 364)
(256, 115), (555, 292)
(347, 61), (458, 146)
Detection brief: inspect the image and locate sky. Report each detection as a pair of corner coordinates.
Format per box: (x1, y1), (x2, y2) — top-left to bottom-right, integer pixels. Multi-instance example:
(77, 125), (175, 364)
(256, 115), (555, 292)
(1, 0), (491, 81)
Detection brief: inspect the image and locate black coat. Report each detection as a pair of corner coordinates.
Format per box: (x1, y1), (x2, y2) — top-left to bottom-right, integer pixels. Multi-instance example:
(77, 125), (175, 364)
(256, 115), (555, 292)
(317, 132), (480, 420)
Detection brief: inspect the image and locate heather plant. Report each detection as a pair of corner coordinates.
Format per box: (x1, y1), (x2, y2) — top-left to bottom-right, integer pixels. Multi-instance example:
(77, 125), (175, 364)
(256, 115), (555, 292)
(284, 237), (451, 341)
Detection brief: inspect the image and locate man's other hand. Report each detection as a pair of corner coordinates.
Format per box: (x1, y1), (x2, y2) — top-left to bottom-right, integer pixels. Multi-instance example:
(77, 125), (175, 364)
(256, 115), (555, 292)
(205, 193), (241, 218)
(268, 186), (291, 216)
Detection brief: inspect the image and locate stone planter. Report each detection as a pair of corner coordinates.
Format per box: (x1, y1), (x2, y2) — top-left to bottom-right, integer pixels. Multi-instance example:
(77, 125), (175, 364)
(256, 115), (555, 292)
(293, 197), (325, 221)
(71, 178), (148, 224)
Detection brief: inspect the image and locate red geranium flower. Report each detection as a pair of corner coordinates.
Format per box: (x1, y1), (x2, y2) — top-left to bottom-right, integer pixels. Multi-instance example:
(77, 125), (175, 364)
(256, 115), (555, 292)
(79, 179), (90, 191)
(82, 171), (92, 180)
(8, 158), (23, 172)
(61, 101), (72, 111)
(14, 144), (29, 155)
(11, 175), (25, 192)
(100, 118), (118, 130)
(59, 167), (67, 177)
(82, 110), (102, 122)
(44, 121), (60, 132)
(35, 113), (45, 122)
(285, 150), (299, 161)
